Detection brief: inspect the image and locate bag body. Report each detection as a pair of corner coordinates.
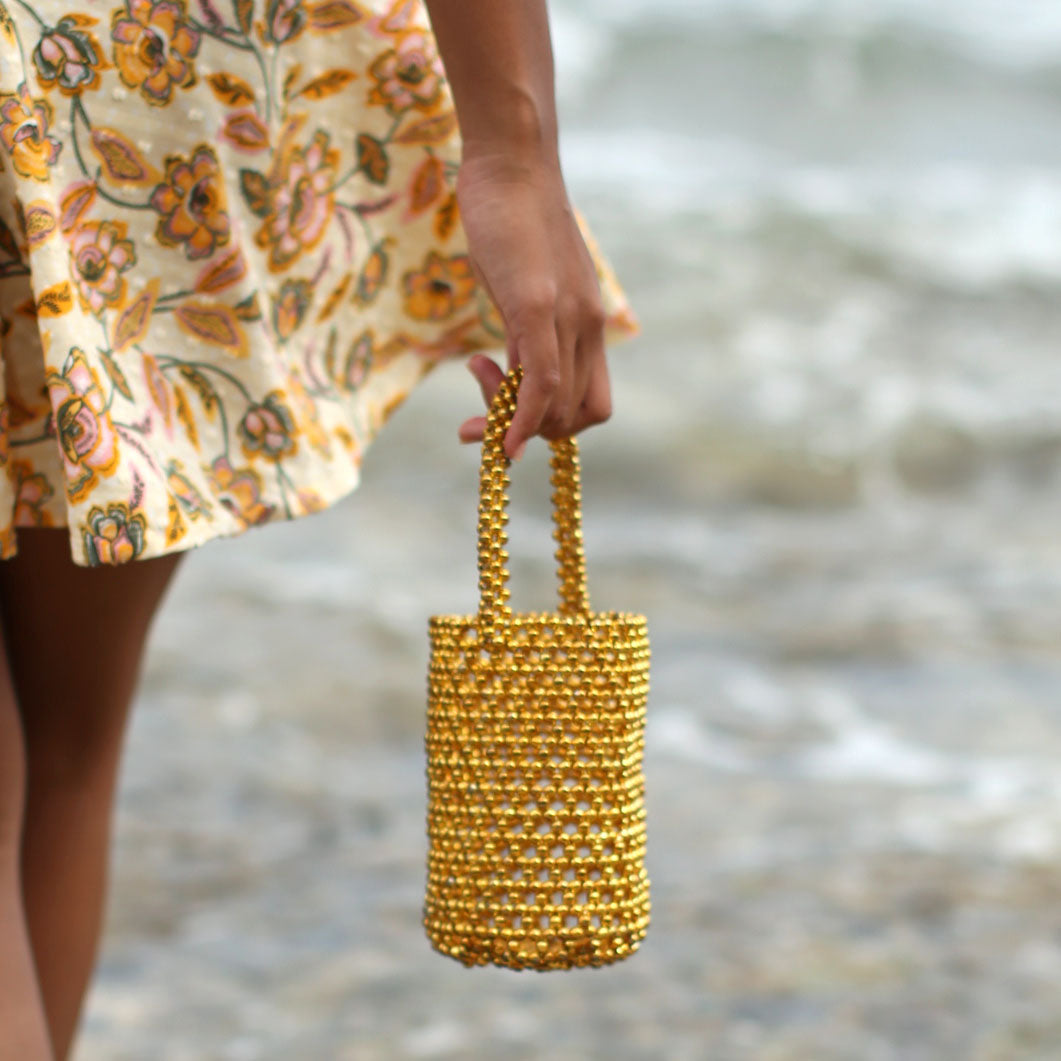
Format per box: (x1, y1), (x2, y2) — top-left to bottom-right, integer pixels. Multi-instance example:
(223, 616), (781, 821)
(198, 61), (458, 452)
(423, 364), (651, 971)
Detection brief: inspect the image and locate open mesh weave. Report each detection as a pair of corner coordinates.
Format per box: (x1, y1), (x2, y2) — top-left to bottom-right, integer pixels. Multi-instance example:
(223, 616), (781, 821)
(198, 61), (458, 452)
(424, 364), (651, 970)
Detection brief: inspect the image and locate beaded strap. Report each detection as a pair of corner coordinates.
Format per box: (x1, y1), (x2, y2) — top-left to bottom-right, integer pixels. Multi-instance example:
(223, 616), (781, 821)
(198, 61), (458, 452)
(476, 364), (591, 643)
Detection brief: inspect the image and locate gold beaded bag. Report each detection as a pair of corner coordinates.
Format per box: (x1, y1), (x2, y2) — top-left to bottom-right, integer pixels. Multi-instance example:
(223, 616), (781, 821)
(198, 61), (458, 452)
(423, 364), (651, 971)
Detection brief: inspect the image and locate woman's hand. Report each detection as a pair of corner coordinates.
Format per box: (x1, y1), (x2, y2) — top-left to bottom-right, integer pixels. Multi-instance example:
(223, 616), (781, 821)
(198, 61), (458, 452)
(455, 148), (612, 460)
(420, 0), (607, 459)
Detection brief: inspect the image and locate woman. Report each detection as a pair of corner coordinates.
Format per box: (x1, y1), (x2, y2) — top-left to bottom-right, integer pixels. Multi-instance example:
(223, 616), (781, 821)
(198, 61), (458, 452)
(0, 0), (637, 1055)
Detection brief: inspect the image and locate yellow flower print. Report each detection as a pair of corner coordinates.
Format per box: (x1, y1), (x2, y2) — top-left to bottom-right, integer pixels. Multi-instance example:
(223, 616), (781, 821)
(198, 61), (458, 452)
(0, 85), (61, 180)
(68, 220), (136, 314)
(110, 0), (201, 106)
(149, 144), (230, 259)
(367, 29), (443, 116)
(402, 250), (476, 321)
(207, 455), (276, 526)
(44, 349), (121, 502)
(82, 500), (147, 565)
(238, 390), (299, 461)
(248, 130), (338, 272)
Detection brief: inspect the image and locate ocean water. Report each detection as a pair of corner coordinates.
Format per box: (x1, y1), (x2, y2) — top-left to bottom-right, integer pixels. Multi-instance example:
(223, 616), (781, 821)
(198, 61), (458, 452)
(554, 0), (1061, 452)
(78, 3), (1061, 1058)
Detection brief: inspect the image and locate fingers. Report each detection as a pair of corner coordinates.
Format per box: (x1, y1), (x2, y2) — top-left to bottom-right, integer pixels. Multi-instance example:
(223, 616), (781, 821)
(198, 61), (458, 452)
(457, 354), (503, 444)
(467, 353), (505, 404)
(574, 349), (612, 431)
(459, 288), (610, 456)
(457, 414), (487, 443)
(566, 318), (593, 432)
(534, 284), (606, 442)
(504, 294), (561, 460)
(568, 304), (611, 434)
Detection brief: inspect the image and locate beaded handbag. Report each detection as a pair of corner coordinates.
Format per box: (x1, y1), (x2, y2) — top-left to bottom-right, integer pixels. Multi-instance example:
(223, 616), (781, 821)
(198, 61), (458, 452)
(423, 363), (651, 971)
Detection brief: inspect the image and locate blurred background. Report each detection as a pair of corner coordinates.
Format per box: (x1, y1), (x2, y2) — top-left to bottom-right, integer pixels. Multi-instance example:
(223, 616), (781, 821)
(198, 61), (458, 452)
(81, 0), (1061, 1057)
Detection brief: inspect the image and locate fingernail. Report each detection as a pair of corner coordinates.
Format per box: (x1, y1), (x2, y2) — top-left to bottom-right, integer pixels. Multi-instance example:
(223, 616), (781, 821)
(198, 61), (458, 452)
(513, 441), (526, 461)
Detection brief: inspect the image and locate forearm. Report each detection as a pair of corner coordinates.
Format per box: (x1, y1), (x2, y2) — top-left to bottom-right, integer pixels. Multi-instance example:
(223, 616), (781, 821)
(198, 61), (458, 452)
(423, 0), (560, 162)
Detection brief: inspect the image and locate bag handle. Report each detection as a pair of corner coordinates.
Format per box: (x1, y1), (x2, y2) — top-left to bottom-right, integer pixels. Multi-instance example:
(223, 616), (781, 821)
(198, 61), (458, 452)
(476, 363), (591, 644)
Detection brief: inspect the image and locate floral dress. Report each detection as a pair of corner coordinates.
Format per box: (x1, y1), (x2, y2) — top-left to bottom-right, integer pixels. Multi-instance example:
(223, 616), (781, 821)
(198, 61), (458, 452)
(0, 0), (638, 567)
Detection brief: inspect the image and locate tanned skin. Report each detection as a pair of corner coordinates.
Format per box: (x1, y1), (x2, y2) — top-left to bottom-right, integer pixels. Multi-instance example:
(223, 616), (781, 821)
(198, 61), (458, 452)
(424, 0), (614, 460)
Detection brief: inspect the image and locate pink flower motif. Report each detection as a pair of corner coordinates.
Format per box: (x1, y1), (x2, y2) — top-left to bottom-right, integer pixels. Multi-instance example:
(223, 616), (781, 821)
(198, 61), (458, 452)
(33, 18), (104, 94)
(44, 348), (121, 502)
(207, 455), (276, 526)
(82, 501), (146, 565)
(264, 0), (305, 44)
(68, 220), (136, 314)
(367, 30), (443, 115)
(238, 390), (298, 461)
(252, 130), (337, 271)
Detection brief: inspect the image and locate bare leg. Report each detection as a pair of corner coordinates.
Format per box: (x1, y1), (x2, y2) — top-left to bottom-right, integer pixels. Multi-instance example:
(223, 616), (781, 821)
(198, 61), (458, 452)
(0, 527), (186, 1061)
(0, 596), (53, 1060)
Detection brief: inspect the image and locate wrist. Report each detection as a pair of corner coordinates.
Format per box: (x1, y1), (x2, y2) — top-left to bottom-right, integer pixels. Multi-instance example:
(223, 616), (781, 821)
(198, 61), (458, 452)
(456, 86), (560, 167)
